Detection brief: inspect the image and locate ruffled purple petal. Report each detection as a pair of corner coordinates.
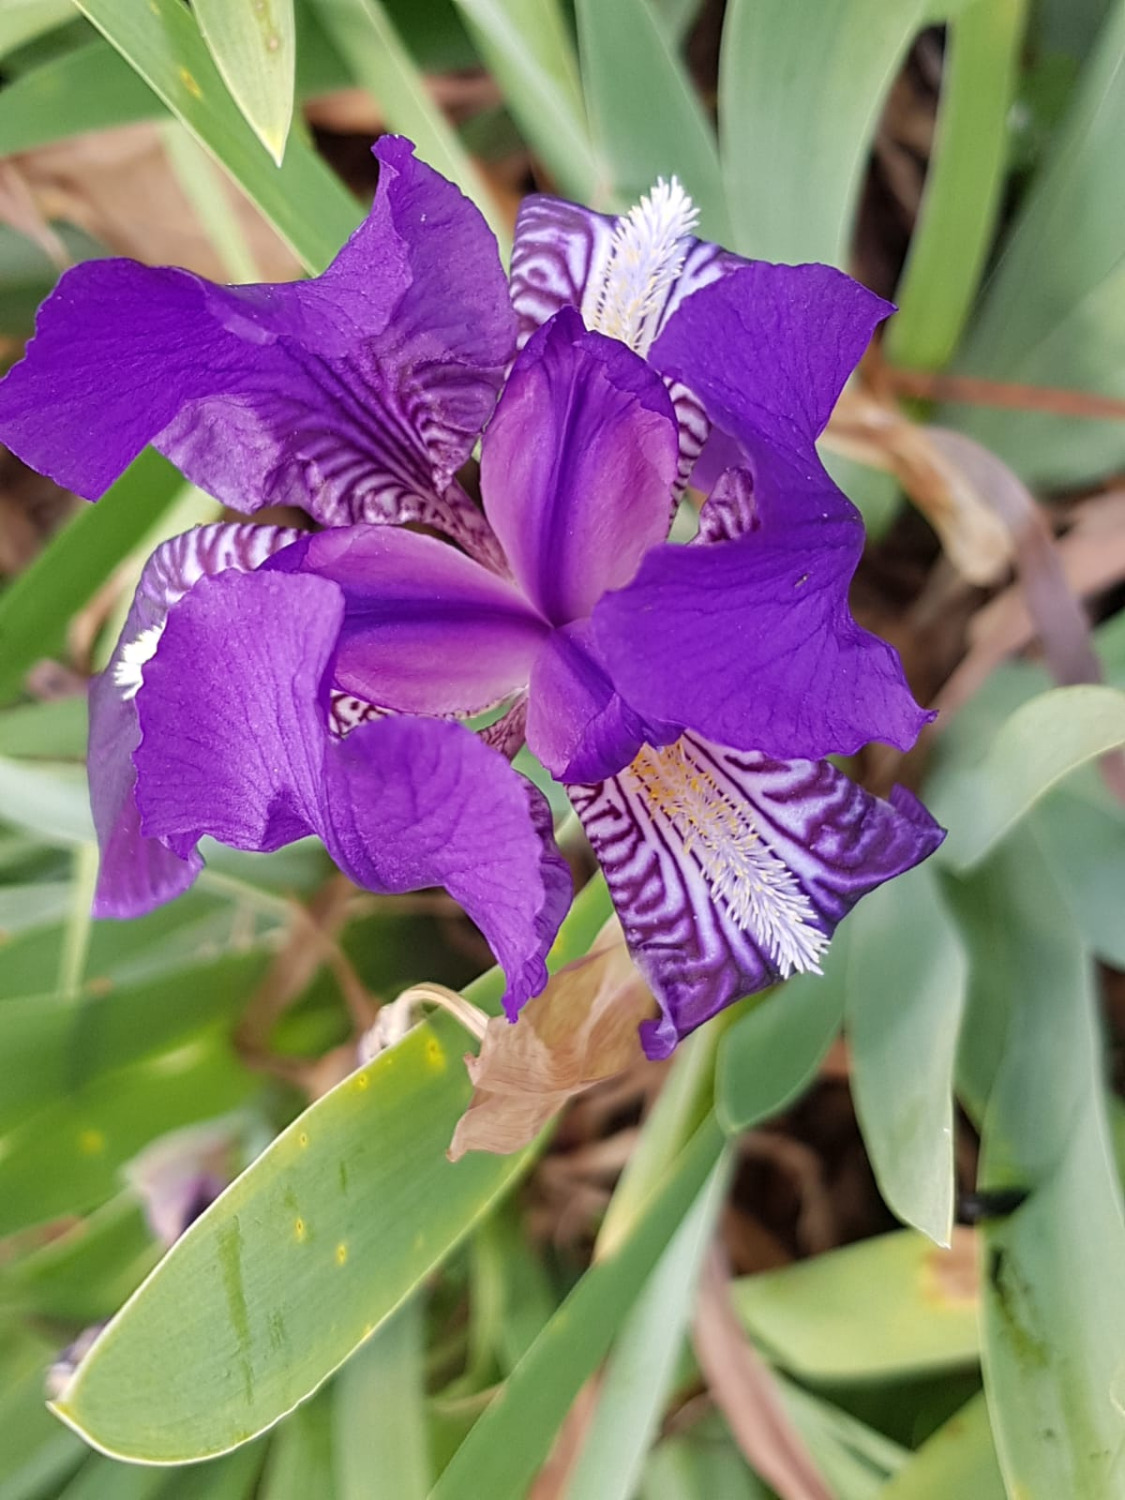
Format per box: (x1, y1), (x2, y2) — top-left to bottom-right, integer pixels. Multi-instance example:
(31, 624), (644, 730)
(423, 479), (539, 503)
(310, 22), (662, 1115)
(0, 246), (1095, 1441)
(0, 139), (514, 549)
(90, 522), (302, 918)
(480, 309), (679, 627)
(651, 260), (893, 451)
(133, 569), (569, 1014)
(569, 733), (945, 1059)
(267, 525), (547, 716)
(593, 441), (932, 759)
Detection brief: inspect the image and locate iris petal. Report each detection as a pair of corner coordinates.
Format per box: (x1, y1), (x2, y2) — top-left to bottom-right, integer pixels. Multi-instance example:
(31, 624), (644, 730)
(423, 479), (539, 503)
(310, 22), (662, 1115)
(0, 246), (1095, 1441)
(0, 139), (514, 551)
(569, 733), (944, 1059)
(481, 309), (679, 627)
(133, 569), (570, 1016)
(90, 522), (301, 919)
(267, 525), (548, 716)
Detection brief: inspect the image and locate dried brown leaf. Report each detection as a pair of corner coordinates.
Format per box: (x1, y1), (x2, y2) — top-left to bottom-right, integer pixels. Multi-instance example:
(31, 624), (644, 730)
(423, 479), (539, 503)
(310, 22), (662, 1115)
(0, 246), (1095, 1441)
(448, 920), (657, 1161)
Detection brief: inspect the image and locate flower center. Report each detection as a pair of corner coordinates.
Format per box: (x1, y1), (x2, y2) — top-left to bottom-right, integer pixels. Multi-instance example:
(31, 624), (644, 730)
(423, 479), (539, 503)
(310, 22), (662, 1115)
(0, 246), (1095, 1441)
(113, 623), (165, 700)
(584, 179), (699, 357)
(623, 740), (829, 976)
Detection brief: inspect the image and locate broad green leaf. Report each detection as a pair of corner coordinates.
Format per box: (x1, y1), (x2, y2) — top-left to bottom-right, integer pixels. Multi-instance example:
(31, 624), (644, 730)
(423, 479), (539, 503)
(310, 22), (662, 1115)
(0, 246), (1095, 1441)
(429, 1117), (727, 1500)
(449, 0), (601, 201)
(946, 0), (1125, 484)
(0, 949), (272, 1129)
(732, 1230), (980, 1381)
(886, 0), (1028, 369)
(74, 0), (362, 273)
(846, 865), (967, 1245)
(643, 1425), (770, 1500)
(332, 1301), (429, 1499)
(566, 1156), (731, 1500)
(1033, 774), (1125, 967)
(651, 0), (705, 45)
(0, 698), (87, 761)
(719, 0), (926, 263)
(0, 39), (157, 153)
(159, 1445), (265, 1500)
(0, 1033), (259, 1234)
(717, 963), (845, 1135)
(574, 0), (730, 234)
(0, 450), (183, 706)
(310, 0), (506, 249)
(57, 1459), (167, 1500)
(953, 833), (1125, 1497)
(0, 879), (72, 936)
(930, 684), (1125, 869)
(193, 0), (296, 165)
(0, 0), (74, 61)
(880, 1393), (1006, 1500)
(51, 1015), (527, 1460)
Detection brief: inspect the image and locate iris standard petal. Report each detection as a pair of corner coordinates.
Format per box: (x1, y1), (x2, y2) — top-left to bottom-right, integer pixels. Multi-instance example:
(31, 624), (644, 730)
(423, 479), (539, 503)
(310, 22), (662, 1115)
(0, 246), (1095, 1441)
(0, 139), (514, 548)
(90, 522), (302, 918)
(133, 569), (570, 1015)
(267, 525), (548, 716)
(569, 733), (944, 1059)
(651, 259), (893, 450)
(592, 441), (932, 759)
(480, 309), (679, 627)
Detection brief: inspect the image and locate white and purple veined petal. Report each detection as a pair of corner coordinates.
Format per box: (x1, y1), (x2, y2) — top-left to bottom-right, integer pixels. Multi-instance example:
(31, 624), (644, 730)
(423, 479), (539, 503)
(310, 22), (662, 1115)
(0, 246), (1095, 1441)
(90, 522), (302, 918)
(569, 732), (944, 1059)
(0, 139), (515, 567)
(510, 184), (741, 488)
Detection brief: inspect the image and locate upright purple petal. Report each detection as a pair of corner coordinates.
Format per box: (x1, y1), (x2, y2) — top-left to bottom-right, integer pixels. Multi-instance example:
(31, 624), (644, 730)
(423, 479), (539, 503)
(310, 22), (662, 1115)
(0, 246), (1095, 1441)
(0, 139), (514, 550)
(268, 525), (547, 716)
(91, 522), (301, 918)
(133, 569), (570, 1014)
(569, 733), (944, 1059)
(651, 260), (893, 450)
(480, 309), (679, 627)
(593, 442), (932, 760)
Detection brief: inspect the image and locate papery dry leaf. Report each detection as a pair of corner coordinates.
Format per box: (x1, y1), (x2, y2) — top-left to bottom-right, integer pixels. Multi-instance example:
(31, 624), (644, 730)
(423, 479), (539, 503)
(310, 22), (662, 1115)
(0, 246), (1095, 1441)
(448, 919), (657, 1161)
(11, 123), (298, 281)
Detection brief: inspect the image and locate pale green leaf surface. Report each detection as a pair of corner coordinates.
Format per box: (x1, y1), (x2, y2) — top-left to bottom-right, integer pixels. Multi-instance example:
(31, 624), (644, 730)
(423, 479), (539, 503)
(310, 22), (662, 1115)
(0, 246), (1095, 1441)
(575, 0), (729, 233)
(732, 1230), (979, 1382)
(56, 1459), (167, 1500)
(1032, 775), (1125, 967)
(0, 0), (74, 62)
(719, 0), (925, 263)
(159, 1445), (265, 1500)
(310, 0), (506, 249)
(0, 1327), (87, 1500)
(0, 39), (158, 152)
(0, 880), (72, 936)
(776, 1377), (907, 1497)
(955, 835), (1125, 1497)
(930, 684), (1125, 869)
(333, 1301), (430, 1500)
(717, 962), (845, 1136)
(945, 0), (1125, 483)
(0, 760), (92, 846)
(74, 0), (361, 272)
(846, 864), (967, 1245)
(643, 1429), (769, 1500)
(259, 1390), (335, 1500)
(566, 1156), (731, 1500)
(879, 1393), (1006, 1500)
(193, 0), (296, 165)
(0, 697), (87, 761)
(449, 0), (601, 202)
(887, 0), (1028, 369)
(52, 1017), (528, 1461)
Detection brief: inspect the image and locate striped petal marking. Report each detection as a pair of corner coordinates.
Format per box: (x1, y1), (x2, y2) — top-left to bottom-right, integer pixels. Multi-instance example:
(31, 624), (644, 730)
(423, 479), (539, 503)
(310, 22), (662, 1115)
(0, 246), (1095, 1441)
(111, 522), (302, 700)
(570, 733), (943, 1059)
(510, 184), (739, 488)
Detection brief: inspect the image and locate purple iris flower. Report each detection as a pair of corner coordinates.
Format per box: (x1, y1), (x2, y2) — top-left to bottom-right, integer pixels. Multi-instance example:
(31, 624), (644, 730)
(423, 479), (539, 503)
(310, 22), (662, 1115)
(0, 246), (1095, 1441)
(0, 139), (943, 1058)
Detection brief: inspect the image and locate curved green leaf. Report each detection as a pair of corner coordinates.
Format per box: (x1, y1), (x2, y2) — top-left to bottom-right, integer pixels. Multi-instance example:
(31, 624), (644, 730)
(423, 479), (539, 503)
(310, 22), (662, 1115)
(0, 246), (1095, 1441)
(846, 864), (967, 1246)
(931, 684), (1125, 870)
(193, 0), (295, 166)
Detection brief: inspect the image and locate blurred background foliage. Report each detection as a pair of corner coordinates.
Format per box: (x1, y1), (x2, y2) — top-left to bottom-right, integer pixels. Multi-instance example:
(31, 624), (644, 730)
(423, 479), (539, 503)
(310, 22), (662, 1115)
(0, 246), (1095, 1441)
(0, 0), (1124, 1496)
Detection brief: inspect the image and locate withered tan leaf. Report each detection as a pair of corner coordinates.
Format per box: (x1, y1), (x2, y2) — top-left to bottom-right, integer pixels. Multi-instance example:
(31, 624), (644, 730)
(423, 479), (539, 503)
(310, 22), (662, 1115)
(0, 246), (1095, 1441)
(448, 919), (656, 1161)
